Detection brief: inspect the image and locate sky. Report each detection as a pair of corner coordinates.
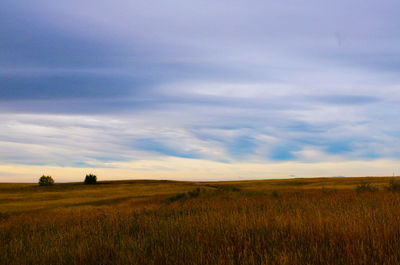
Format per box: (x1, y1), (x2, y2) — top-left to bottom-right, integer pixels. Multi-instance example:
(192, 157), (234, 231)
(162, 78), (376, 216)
(1, 0), (400, 182)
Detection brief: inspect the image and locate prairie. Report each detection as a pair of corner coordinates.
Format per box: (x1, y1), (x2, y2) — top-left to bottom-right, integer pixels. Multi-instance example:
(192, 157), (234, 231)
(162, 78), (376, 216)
(1, 177), (400, 264)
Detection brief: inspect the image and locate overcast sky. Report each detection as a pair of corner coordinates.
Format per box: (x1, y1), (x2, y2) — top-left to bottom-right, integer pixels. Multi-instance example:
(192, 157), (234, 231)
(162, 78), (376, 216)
(1, 0), (400, 181)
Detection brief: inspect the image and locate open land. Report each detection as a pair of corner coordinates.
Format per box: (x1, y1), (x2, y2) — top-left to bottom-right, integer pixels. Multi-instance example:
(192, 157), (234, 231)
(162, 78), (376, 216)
(1, 177), (400, 264)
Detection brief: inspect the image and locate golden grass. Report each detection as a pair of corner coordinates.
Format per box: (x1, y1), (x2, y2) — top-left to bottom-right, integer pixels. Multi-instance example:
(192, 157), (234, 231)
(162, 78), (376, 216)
(1, 177), (400, 264)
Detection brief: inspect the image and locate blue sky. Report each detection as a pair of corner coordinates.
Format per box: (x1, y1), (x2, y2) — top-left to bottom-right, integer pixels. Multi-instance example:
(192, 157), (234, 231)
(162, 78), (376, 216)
(1, 0), (400, 181)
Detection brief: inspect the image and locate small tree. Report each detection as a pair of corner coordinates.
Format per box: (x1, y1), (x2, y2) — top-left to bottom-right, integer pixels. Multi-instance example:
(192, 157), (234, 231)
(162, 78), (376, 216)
(39, 175), (54, 186)
(84, 174), (97, 184)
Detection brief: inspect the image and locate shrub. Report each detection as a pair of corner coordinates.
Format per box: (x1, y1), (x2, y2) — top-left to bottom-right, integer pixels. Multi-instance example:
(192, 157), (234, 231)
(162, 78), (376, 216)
(271, 190), (279, 197)
(165, 193), (187, 203)
(217, 185), (241, 192)
(84, 174), (97, 184)
(188, 188), (201, 198)
(387, 179), (400, 192)
(38, 175), (54, 186)
(356, 182), (377, 192)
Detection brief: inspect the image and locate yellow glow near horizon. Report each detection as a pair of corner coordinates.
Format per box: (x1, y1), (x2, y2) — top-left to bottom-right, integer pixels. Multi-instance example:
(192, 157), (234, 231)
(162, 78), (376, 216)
(1, 157), (399, 182)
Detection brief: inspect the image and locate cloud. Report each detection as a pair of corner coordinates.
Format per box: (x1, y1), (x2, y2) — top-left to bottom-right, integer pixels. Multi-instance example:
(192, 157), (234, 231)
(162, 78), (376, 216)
(312, 95), (381, 105)
(1, 0), (400, 180)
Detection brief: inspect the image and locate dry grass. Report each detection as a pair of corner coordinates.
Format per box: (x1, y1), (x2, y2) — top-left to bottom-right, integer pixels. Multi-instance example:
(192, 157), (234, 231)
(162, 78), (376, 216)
(1, 177), (400, 264)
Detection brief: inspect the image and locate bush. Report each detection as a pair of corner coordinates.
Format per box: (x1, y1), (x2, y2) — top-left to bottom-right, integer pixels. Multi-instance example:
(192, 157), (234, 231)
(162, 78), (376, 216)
(188, 188), (201, 198)
(38, 175), (54, 186)
(387, 179), (400, 192)
(217, 185), (241, 192)
(271, 190), (279, 197)
(84, 174), (97, 184)
(165, 193), (187, 203)
(356, 182), (377, 192)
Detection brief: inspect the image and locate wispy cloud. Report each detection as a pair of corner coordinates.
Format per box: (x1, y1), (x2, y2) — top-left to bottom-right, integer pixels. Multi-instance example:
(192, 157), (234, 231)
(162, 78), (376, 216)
(1, 0), (400, 180)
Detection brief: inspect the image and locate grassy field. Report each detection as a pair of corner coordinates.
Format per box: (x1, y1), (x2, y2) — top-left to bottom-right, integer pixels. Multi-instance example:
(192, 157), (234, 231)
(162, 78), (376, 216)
(1, 177), (400, 264)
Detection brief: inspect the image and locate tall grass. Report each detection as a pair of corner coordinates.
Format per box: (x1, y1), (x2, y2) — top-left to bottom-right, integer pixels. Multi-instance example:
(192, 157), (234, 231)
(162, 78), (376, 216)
(1, 184), (400, 264)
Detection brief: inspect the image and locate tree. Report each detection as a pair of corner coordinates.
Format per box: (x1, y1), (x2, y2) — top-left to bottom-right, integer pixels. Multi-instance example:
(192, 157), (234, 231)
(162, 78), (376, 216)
(84, 174), (97, 184)
(38, 175), (54, 186)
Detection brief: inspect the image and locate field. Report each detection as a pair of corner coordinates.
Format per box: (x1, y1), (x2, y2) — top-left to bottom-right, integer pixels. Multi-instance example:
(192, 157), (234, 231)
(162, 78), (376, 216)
(1, 177), (400, 264)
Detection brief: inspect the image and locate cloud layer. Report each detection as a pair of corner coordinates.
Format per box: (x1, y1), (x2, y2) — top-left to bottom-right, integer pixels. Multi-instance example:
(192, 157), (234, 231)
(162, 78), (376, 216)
(1, 0), (400, 181)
